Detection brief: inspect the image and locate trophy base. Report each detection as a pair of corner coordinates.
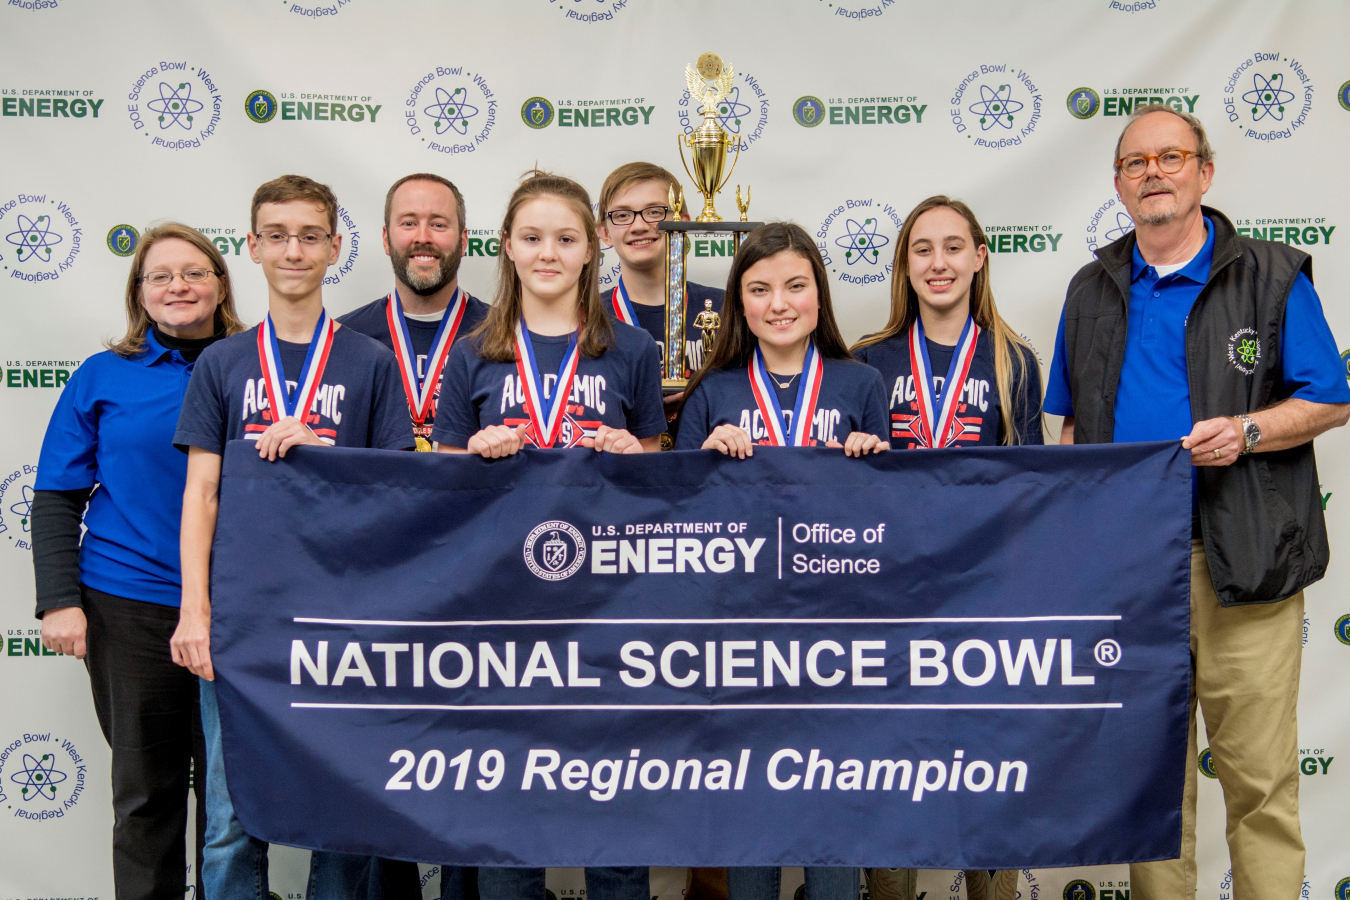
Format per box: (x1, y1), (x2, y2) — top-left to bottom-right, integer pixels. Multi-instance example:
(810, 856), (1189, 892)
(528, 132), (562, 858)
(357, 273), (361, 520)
(662, 378), (689, 395)
(658, 221), (763, 233)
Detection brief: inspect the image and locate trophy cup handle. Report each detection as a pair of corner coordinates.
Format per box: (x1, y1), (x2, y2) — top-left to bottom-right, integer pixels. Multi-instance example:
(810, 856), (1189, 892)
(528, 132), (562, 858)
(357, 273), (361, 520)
(716, 135), (743, 194)
(677, 134), (699, 188)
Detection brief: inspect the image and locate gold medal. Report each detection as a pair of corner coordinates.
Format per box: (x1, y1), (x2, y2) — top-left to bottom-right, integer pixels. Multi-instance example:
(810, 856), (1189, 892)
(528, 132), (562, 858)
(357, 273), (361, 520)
(415, 436), (433, 452)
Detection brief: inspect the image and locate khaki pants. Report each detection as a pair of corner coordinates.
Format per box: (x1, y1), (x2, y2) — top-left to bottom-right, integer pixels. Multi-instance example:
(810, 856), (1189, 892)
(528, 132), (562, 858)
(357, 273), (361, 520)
(1131, 540), (1305, 899)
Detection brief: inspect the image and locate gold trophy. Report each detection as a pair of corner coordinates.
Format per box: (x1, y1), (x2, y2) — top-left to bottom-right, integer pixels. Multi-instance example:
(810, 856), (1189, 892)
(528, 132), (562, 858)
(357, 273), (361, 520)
(680, 52), (742, 223)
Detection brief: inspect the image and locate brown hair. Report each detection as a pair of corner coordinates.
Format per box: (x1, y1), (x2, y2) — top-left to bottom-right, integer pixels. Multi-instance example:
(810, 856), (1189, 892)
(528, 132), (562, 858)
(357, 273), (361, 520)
(383, 173), (466, 230)
(471, 170), (613, 361)
(680, 222), (851, 408)
(851, 195), (1042, 445)
(1114, 104), (1214, 170)
(107, 222), (247, 358)
(598, 161), (683, 218)
(250, 174), (338, 234)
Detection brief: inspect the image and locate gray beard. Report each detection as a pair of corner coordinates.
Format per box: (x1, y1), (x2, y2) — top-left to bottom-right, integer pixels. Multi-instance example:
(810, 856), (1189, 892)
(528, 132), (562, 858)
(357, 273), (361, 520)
(394, 244), (462, 296)
(1135, 181), (1178, 226)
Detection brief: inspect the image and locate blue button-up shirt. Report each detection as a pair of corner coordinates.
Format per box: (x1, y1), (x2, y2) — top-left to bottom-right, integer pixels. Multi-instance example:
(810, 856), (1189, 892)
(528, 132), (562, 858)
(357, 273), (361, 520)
(36, 330), (196, 607)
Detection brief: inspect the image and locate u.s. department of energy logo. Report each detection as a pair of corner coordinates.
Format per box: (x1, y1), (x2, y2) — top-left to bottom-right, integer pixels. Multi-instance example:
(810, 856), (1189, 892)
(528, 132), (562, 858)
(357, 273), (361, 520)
(2, 193), (82, 282)
(0, 732), (86, 821)
(1227, 327), (1261, 375)
(524, 521), (587, 581)
(106, 224), (139, 257)
(406, 66), (497, 156)
(1339, 81), (1350, 112)
(816, 198), (902, 288)
(1334, 876), (1350, 900)
(1198, 748), (1218, 778)
(245, 90), (278, 123)
(950, 64), (1042, 149)
(1063, 880), (1095, 900)
(521, 97), (555, 129)
(126, 60), (223, 151)
(793, 96), (824, 127)
(1066, 87), (1101, 119)
(1222, 52), (1313, 142)
(1085, 194), (1134, 257)
(678, 72), (770, 152)
(1334, 613), (1350, 645)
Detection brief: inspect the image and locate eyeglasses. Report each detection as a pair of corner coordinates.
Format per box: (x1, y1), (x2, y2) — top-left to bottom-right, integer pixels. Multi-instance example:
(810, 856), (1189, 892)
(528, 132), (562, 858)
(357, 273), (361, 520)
(254, 230), (334, 248)
(142, 267), (216, 287)
(605, 206), (670, 226)
(1116, 149), (1199, 179)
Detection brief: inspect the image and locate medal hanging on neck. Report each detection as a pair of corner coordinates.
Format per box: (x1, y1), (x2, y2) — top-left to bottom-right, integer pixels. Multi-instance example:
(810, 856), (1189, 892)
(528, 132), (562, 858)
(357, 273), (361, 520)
(611, 278), (639, 327)
(385, 287), (467, 451)
(908, 315), (980, 448)
(257, 309), (335, 433)
(513, 318), (582, 448)
(747, 340), (824, 446)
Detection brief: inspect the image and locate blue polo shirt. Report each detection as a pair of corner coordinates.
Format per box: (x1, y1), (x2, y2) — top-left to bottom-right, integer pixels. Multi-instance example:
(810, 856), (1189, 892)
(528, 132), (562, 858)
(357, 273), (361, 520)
(35, 331), (197, 607)
(1045, 217), (1350, 438)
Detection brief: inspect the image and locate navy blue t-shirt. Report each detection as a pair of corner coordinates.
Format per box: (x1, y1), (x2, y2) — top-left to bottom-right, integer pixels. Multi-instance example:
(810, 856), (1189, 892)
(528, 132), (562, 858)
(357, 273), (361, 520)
(606, 281), (725, 377)
(431, 321), (666, 449)
(174, 323), (413, 454)
(675, 356), (889, 448)
(854, 330), (1044, 447)
(337, 291), (490, 444)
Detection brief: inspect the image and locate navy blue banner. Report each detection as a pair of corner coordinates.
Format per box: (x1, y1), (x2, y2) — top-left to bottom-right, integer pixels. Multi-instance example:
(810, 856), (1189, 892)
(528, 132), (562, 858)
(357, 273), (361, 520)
(211, 441), (1191, 869)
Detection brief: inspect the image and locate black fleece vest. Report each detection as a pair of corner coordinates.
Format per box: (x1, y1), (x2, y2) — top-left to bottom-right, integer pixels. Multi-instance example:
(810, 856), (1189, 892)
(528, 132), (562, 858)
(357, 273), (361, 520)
(1060, 206), (1327, 606)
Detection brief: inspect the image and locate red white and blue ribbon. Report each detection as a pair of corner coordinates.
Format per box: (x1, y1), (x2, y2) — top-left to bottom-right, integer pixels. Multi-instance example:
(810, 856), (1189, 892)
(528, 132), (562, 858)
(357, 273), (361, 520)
(610, 279), (639, 327)
(513, 319), (582, 448)
(385, 287), (467, 424)
(257, 310), (335, 427)
(909, 315), (980, 448)
(748, 340), (824, 446)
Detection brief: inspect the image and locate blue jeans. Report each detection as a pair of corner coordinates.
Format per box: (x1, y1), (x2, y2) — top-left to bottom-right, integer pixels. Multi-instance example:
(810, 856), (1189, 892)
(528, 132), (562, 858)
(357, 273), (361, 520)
(200, 680), (417, 900)
(476, 867), (647, 900)
(728, 867), (858, 900)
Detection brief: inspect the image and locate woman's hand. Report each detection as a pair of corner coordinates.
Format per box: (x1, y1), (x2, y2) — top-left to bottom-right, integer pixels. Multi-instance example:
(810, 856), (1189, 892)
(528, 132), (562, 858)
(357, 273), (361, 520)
(170, 601), (214, 680)
(583, 425), (644, 454)
(466, 423), (531, 458)
(703, 424), (755, 458)
(829, 432), (890, 457)
(40, 606), (87, 659)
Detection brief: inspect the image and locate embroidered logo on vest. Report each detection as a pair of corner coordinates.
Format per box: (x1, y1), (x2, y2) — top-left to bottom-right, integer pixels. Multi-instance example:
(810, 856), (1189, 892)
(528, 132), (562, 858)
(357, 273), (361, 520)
(1227, 327), (1261, 375)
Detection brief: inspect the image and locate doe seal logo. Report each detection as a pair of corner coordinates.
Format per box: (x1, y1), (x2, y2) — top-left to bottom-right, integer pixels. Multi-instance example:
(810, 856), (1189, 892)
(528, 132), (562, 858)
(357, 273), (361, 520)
(1063, 880), (1095, 900)
(245, 90), (278, 124)
(1198, 748), (1219, 778)
(521, 97), (555, 129)
(1339, 81), (1350, 112)
(793, 96), (825, 128)
(1334, 613), (1350, 645)
(1227, 327), (1261, 375)
(106, 224), (139, 257)
(524, 521), (586, 581)
(1066, 87), (1101, 119)
(1334, 876), (1350, 900)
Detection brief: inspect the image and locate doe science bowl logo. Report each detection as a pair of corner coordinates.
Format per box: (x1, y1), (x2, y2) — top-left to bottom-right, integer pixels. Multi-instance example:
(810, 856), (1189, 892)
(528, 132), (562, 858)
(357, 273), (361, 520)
(322, 205), (361, 286)
(1334, 613), (1350, 645)
(951, 64), (1043, 149)
(546, 0), (629, 23)
(1084, 194), (1134, 257)
(244, 89), (278, 123)
(678, 72), (770, 153)
(127, 60), (223, 150)
(816, 198), (902, 288)
(1223, 52), (1313, 142)
(1063, 880), (1095, 900)
(524, 521), (586, 581)
(0, 463), (38, 551)
(521, 97), (555, 129)
(1, 193), (82, 283)
(406, 66), (497, 156)
(0, 732), (86, 821)
(816, 0), (894, 19)
(106, 224), (139, 257)
(280, 0), (358, 16)
(1066, 87), (1102, 119)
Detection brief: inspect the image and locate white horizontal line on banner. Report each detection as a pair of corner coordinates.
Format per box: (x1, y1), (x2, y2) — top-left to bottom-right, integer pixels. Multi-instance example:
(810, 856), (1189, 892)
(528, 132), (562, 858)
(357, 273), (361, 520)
(292, 616), (1123, 626)
(290, 702), (1125, 711)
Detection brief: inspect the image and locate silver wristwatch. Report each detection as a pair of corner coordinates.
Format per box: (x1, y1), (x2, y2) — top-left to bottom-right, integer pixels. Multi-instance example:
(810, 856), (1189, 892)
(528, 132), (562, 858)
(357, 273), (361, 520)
(1235, 414), (1261, 454)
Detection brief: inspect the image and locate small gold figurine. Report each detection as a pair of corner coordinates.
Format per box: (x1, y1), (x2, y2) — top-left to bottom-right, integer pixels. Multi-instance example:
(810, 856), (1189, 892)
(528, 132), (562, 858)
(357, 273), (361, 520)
(693, 297), (721, 356)
(667, 183), (685, 219)
(735, 185), (751, 222)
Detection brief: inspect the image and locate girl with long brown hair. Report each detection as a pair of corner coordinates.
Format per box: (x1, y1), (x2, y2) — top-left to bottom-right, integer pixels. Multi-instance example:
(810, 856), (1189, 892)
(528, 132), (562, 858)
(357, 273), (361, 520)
(676, 222), (889, 459)
(433, 171), (665, 458)
(852, 195), (1044, 451)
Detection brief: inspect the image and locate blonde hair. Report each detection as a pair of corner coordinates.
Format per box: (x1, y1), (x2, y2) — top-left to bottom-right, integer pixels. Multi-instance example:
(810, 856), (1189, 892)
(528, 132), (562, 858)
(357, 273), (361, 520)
(852, 195), (1043, 445)
(107, 222), (246, 358)
(472, 170), (613, 362)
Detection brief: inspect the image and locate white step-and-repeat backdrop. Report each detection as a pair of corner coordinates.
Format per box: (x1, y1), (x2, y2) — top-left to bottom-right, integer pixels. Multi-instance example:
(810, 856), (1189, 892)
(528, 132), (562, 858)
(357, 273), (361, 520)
(2, 2), (1347, 899)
